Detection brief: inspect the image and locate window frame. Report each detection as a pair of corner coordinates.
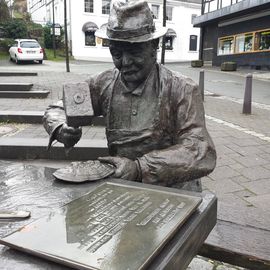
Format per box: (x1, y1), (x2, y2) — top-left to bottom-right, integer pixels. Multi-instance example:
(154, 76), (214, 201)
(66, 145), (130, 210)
(151, 4), (159, 19)
(218, 35), (235, 55)
(102, 0), (111, 15)
(84, 0), (94, 13)
(166, 6), (173, 21)
(85, 31), (96, 47)
(234, 32), (254, 54)
(189, 35), (198, 51)
(165, 36), (174, 50)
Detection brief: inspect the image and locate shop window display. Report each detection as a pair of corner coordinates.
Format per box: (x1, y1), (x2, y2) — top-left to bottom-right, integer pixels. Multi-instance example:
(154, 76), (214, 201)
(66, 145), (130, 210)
(218, 37), (234, 55)
(235, 33), (253, 53)
(218, 28), (270, 56)
(255, 30), (270, 51)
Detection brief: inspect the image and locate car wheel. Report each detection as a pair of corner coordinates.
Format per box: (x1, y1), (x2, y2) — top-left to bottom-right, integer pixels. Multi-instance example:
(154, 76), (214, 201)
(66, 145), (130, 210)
(15, 56), (20, 64)
(38, 60), (43, 64)
(9, 56), (13, 62)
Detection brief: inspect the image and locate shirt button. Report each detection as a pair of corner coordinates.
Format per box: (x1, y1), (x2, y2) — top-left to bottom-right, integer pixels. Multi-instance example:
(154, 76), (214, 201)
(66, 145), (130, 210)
(132, 109), (137, 115)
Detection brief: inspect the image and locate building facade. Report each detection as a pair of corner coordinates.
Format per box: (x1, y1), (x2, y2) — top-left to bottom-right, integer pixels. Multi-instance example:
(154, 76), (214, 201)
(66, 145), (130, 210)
(193, 0), (270, 69)
(27, 0), (66, 26)
(28, 0), (201, 62)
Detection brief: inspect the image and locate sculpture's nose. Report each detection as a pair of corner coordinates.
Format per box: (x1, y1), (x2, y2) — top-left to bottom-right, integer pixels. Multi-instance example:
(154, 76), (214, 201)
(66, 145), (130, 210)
(122, 52), (133, 66)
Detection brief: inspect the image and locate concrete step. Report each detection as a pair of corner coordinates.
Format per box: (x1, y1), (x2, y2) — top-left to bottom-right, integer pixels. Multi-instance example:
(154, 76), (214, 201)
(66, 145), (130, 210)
(0, 83), (33, 91)
(0, 111), (105, 125)
(0, 111), (44, 123)
(0, 71), (37, 76)
(0, 138), (108, 160)
(0, 90), (49, 98)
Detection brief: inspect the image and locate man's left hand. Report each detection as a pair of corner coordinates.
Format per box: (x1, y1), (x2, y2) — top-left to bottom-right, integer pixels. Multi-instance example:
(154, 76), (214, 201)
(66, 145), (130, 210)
(98, 156), (138, 181)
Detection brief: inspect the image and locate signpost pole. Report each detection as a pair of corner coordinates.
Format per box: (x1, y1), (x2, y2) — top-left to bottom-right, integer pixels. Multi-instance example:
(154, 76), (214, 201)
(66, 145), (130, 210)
(64, 0), (70, 72)
(161, 0), (166, 65)
(52, 0), (56, 58)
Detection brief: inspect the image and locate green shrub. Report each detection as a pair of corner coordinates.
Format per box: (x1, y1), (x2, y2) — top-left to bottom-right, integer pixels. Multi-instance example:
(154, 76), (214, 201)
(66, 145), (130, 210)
(221, 62), (237, 71)
(0, 38), (14, 52)
(191, 60), (204, 67)
(28, 23), (44, 47)
(43, 25), (64, 49)
(3, 19), (28, 39)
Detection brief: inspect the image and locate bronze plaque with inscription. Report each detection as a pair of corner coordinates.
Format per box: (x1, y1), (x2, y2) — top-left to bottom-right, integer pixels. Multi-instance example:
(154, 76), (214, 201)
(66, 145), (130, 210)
(0, 182), (201, 270)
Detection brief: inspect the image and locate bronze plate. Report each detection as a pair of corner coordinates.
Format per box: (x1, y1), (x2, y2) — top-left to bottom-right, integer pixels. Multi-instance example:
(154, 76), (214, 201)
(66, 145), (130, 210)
(53, 160), (115, 182)
(0, 182), (201, 270)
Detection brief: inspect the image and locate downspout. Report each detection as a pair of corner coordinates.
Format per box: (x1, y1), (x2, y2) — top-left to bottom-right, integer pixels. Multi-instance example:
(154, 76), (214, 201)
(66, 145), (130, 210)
(199, 0), (204, 61)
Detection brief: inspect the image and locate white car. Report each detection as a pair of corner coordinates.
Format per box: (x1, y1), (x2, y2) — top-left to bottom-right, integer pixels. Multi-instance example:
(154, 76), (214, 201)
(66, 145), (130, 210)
(9, 39), (44, 64)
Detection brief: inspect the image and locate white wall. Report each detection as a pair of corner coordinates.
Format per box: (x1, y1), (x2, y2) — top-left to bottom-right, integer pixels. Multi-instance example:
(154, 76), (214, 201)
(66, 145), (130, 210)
(70, 0), (112, 61)
(27, 0), (47, 25)
(154, 1), (201, 62)
(28, 0), (201, 62)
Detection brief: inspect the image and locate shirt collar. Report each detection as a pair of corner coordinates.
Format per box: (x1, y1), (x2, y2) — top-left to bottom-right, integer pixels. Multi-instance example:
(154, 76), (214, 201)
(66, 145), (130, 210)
(120, 65), (157, 96)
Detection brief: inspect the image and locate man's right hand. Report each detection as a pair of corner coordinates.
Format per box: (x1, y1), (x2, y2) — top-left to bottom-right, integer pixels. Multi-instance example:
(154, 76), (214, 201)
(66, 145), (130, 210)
(56, 123), (82, 148)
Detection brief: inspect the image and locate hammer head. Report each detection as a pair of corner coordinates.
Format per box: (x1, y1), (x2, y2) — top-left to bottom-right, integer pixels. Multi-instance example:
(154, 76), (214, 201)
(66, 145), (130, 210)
(63, 82), (94, 127)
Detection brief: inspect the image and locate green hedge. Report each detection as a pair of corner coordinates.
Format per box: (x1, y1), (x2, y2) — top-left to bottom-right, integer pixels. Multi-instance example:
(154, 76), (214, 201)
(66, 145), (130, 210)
(3, 19), (28, 39)
(0, 38), (14, 52)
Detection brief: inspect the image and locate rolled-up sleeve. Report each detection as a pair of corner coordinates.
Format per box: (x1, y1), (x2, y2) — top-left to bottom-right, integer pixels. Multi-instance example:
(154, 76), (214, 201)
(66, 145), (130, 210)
(137, 76), (216, 186)
(42, 100), (66, 149)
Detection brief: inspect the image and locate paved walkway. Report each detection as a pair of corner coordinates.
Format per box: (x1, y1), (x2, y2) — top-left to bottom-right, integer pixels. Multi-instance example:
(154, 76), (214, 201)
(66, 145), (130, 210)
(0, 60), (270, 269)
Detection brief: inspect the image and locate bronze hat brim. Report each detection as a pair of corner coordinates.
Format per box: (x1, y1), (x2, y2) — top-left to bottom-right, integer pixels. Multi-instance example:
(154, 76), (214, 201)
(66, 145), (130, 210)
(95, 26), (168, 43)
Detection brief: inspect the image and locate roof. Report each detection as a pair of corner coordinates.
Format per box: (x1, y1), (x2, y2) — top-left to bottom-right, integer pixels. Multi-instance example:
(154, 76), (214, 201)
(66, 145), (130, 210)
(174, 0), (201, 4)
(193, 0), (270, 26)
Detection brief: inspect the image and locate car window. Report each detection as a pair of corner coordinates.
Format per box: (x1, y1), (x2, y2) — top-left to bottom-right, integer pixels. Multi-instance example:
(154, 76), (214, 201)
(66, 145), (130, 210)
(12, 42), (18, 47)
(20, 41), (40, 48)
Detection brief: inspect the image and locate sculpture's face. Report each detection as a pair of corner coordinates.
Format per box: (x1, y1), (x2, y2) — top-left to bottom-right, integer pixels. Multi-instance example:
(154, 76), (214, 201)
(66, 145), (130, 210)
(109, 41), (156, 86)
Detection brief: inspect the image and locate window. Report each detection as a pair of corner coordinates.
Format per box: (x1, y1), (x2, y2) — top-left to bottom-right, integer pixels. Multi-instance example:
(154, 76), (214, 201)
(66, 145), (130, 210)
(85, 31), (96, 46)
(189, 35), (197, 51)
(165, 37), (173, 50)
(218, 36), (234, 55)
(102, 0), (111, 14)
(166, 6), (173, 21)
(152, 4), (159, 19)
(20, 41), (40, 48)
(85, 0), (93, 13)
(235, 33), (253, 53)
(254, 30), (270, 51)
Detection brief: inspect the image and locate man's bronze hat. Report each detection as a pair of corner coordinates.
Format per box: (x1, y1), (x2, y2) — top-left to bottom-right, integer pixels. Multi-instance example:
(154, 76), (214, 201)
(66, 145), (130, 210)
(95, 0), (167, 43)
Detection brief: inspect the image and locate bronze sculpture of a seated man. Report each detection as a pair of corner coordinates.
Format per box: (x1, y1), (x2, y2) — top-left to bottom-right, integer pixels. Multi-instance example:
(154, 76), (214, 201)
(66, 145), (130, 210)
(43, 0), (216, 192)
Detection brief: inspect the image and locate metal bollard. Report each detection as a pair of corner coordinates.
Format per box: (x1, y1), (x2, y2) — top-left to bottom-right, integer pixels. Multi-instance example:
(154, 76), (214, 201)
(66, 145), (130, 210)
(242, 73), (252, 114)
(199, 70), (204, 101)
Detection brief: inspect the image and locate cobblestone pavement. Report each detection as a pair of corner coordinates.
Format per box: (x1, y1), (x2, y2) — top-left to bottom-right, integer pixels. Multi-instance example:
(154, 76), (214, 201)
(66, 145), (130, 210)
(0, 60), (269, 270)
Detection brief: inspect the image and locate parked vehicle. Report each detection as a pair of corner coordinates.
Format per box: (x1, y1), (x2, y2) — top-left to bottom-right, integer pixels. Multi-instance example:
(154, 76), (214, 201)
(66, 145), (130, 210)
(9, 39), (44, 64)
